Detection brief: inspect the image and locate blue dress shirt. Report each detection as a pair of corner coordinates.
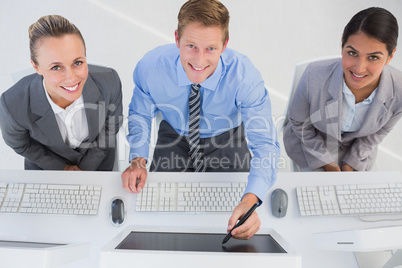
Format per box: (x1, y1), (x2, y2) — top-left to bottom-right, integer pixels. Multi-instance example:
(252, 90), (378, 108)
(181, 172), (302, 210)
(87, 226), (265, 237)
(341, 81), (377, 133)
(127, 44), (280, 202)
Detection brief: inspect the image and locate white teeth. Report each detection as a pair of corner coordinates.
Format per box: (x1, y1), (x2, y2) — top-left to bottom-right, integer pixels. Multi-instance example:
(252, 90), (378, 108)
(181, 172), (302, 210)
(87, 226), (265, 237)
(63, 84), (78, 91)
(193, 66), (205, 71)
(353, 72), (365, 78)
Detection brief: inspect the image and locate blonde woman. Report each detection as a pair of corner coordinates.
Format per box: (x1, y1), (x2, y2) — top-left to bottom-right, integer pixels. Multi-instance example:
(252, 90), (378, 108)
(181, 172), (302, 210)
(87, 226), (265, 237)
(0, 15), (123, 170)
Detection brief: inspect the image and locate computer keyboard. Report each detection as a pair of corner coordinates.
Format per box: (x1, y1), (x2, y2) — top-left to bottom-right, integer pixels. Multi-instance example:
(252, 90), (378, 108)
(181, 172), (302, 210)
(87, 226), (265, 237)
(136, 182), (247, 212)
(0, 182), (102, 215)
(296, 182), (402, 216)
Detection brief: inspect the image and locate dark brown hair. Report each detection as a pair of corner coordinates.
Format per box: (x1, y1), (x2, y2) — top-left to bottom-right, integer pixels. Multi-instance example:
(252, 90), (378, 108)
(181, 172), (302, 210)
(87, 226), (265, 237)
(342, 7), (398, 55)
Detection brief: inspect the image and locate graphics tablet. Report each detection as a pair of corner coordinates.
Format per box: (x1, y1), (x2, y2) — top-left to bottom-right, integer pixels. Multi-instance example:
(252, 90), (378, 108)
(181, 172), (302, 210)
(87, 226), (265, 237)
(101, 226), (301, 268)
(116, 231), (286, 253)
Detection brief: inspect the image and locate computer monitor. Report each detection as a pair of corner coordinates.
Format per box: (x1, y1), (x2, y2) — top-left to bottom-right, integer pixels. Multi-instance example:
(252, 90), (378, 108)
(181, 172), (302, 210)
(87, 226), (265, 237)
(313, 225), (402, 252)
(0, 240), (90, 268)
(100, 225), (301, 268)
(313, 225), (402, 268)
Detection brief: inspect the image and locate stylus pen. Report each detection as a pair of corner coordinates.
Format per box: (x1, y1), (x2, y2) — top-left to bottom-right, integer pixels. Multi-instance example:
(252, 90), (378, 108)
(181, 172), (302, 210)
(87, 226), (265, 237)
(222, 201), (261, 244)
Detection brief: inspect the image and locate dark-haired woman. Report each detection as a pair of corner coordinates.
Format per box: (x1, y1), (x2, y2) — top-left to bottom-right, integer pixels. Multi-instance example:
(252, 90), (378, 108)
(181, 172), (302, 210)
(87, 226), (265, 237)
(284, 7), (402, 171)
(0, 15), (123, 170)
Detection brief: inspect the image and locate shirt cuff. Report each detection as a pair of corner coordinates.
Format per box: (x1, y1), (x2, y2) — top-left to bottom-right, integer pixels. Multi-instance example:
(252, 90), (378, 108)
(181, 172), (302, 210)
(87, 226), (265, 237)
(128, 147), (149, 163)
(243, 175), (273, 203)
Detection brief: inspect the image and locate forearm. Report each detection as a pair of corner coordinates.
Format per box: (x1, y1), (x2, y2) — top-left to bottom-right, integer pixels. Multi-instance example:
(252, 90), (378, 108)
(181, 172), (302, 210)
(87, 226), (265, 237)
(127, 112), (152, 162)
(10, 138), (66, 170)
(342, 114), (402, 170)
(0, 97), (67, 169)
(246, 145), (279, 203)
(342, 136), (382, 171)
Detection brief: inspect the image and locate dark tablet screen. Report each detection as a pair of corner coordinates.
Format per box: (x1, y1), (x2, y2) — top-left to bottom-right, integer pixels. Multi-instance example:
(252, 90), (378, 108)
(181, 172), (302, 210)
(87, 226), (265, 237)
(116, 232), (286, 253)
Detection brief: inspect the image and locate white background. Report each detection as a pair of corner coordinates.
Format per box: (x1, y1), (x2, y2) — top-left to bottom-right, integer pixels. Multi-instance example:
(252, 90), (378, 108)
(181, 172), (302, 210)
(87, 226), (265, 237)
(0, 0), (401, 171)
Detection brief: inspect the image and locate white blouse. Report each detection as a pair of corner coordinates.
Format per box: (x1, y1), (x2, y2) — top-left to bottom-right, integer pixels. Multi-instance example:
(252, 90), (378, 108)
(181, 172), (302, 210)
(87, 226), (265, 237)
(43, 79), (89, 148)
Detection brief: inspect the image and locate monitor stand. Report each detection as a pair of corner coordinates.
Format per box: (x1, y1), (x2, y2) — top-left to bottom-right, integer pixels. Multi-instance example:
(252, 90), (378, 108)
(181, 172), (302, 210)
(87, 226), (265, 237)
(354, 250), (402, 268)
(383, 250), (402, 268)
(0, 240), (90, 268)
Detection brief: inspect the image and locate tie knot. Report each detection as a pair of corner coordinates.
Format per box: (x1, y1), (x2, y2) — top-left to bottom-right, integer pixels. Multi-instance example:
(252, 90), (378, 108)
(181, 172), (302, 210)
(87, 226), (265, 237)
(191, 84), (200, 92)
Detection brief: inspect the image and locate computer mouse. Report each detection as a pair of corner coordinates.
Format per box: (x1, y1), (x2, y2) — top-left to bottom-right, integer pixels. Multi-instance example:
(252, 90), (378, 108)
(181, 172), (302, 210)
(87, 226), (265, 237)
(110, 198), (126, 226)
(270, 188), (288, 218)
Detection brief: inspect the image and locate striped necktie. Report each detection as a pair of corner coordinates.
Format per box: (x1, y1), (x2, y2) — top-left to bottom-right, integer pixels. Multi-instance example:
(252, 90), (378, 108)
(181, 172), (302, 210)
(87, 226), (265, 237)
(188, 84), (206, 172)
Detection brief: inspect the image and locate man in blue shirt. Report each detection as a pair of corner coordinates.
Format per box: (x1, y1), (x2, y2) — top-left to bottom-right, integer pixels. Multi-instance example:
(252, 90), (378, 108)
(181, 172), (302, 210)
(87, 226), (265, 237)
(122, 0), (280, 240)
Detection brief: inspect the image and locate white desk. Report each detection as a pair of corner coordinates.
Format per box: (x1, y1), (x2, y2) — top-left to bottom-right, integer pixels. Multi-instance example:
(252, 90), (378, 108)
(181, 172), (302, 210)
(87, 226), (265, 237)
(0, 170), (401, 267)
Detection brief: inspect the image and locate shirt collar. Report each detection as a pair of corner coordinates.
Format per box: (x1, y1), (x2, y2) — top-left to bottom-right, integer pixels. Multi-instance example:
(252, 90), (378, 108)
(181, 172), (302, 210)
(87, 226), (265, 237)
(176, 56), (223, 91)
(342, 81), (377, 105)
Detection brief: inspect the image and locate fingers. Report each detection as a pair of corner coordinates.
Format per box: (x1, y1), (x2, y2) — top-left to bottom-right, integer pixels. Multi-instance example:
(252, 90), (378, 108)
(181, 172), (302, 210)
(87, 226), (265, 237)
(121, 167), (135, 193)
(121, 164), (147, 193)
(227, 197), (261, 240)
(230, 211), (261, 240)
(121, 170), (130, 193)
(72, 165), (82, 171)
(324, 162), (341, 172)
(64, 164), (72, 171)
(227, 208), (243, 233)
(136, 175), (146, 193)
(341, 164), (354, 171)
(64, 164), (82, 171)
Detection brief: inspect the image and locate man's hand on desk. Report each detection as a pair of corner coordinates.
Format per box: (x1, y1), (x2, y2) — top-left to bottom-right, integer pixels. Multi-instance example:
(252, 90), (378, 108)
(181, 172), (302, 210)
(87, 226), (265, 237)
(121, 157), (147, 193)
(227, 193), (261, 240)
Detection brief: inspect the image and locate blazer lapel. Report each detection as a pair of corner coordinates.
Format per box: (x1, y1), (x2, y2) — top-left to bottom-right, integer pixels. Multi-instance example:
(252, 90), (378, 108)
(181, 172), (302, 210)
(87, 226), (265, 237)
(323, 63), (344, 141)
(30, 76), (66, 147)
(30, 76), (83, 163)
(351, 68), (391, 136)
(82, 74), (103, 143)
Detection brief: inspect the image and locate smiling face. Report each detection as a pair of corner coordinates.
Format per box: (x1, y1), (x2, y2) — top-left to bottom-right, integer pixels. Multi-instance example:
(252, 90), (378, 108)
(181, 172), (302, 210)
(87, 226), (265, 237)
(31, 34), (88, 109)
(341, 31), (395, 93)
(175, 22), (228, 84)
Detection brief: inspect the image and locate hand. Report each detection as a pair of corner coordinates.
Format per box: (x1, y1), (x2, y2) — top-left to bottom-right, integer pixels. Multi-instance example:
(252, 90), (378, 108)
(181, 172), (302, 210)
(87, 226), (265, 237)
(121, 157), (147, 193)
(341, 163), (354, 171)
(323, 162), (341, 172)
(227, 193), (261, 240)
(64, 164), (82, 171)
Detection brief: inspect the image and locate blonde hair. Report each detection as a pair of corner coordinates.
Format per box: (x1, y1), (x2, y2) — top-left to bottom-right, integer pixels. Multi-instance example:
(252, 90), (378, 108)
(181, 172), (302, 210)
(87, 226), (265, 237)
(29, 15), (85, 65)
(177, 0), (229, 44)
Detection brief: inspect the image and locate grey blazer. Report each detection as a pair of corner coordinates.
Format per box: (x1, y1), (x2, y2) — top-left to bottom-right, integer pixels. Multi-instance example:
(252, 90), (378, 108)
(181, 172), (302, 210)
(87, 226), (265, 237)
(0, 65), (123, 170)
(284, 58), (402, 171)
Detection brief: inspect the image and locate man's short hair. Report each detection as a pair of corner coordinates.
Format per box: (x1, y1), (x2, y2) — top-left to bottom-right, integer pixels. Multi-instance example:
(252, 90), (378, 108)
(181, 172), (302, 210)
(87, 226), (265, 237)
(177, 0), (230, 44)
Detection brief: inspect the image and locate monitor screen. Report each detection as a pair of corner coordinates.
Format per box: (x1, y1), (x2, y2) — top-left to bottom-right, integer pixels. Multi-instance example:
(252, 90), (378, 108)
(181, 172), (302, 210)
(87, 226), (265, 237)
(116, 232), (286, 253)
